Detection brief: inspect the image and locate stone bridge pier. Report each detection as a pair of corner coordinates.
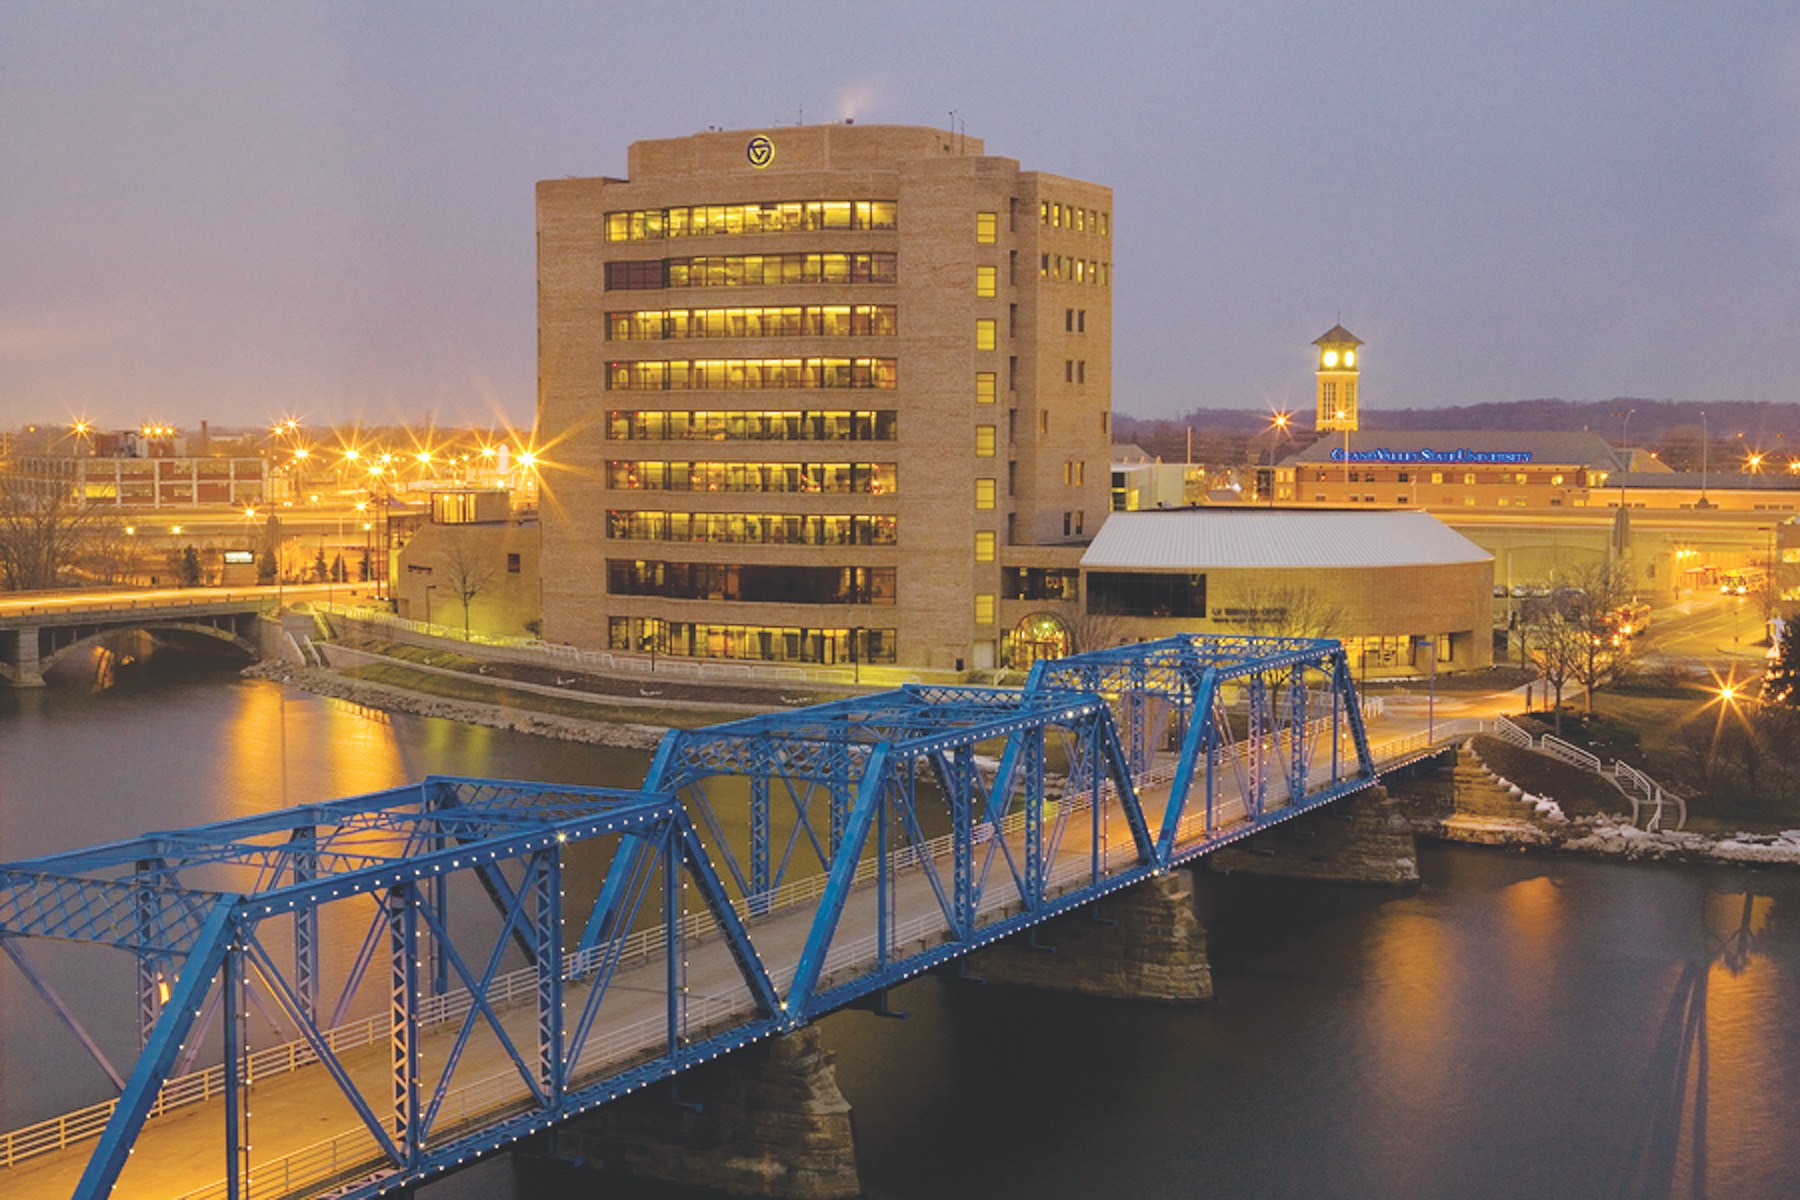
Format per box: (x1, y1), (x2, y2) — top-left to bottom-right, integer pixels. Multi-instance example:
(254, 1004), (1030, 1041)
(1208, 786), (1419, 885)
(552, 1027), (862, 1199)
(0, 627), (47, 688)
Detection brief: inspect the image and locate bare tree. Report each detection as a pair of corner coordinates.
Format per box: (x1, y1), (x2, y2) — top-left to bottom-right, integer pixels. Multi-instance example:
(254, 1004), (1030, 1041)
(442, 539), (498, 640)
(1071, 609), (1126, 654)
(0, 474), (98, 590)
(1559, 561), (1640, 714)
(76, 515), (145, 585)
(1213, 581), (1346, 640)
(1521, 603), (1585, 734)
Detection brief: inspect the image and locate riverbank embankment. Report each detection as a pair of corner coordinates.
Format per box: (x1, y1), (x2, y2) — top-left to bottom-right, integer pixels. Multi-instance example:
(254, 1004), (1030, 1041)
(1392, 741), (1800, 871)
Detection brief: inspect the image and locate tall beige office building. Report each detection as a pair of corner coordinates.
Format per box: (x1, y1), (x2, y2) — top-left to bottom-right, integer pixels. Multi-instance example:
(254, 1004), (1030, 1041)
(537, 124), (1112, 671)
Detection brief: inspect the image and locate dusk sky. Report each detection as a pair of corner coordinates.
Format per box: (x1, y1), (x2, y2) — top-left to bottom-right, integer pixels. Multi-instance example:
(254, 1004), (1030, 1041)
(4, 2), (1799, 434)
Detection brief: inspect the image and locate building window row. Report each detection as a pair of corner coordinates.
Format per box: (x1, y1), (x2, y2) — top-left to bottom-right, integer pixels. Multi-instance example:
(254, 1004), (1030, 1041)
(607, 559), (896, 605)
(1316, 467), (1579, 487)
(607, 304), (898, 341)
(608, 617), (896, 665)
(1039, 254), (1109, 286)
(1064, 360), (1087, 384)
(607, 358), (898, 391)
(607, 460), (896, 495)
(607, 409), (897, 442)
(1004, 568), (1081, 602)
(607, 253), (898, 291)
(605, 200), (898, 242)
(1087, 571), (1205, 618)
(606, 510), (897, 547)
(1040, 201), (1109, 236)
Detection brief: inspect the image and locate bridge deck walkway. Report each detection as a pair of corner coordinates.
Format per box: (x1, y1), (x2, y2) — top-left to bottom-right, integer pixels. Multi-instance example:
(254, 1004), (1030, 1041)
(2, 699), (1473, 1200)
(3, 729), (1349, 1200)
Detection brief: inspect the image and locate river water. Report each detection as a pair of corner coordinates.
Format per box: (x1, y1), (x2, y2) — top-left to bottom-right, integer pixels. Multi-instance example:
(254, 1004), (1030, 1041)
(2, 653), (1797, 1199)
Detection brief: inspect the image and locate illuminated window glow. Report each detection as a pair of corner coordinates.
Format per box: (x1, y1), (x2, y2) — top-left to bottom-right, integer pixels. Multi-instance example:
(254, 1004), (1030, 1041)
(605, 200), (897, 241)
(607, 358), (897, 390)
(607, 460), (896, 494)
(607, 410), (897, 441)
(606, 253), (897, 290)
(608, 617), (896, 665)
(607, 305), (897, 340)
(607, 510), (897, 546)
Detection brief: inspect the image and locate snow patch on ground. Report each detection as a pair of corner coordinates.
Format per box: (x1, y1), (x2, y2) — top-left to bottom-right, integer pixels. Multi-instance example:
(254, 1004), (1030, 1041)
(1562, 820), (1800, 866)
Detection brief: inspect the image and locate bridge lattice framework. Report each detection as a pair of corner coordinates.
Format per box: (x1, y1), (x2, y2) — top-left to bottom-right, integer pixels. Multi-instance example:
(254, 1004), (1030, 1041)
(0, 633), (1376, 1200)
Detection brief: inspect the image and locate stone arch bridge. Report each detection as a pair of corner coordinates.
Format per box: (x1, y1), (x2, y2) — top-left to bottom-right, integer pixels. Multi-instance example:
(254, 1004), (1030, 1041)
(0, 589), (275, 687)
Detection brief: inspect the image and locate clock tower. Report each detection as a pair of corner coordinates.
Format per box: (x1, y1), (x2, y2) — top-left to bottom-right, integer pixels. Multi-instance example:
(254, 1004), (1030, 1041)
(1314, 325), (1363, 433)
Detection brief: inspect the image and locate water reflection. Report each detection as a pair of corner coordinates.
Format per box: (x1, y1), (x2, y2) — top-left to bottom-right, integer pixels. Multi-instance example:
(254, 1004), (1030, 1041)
(1610, 881), (1791, 1200)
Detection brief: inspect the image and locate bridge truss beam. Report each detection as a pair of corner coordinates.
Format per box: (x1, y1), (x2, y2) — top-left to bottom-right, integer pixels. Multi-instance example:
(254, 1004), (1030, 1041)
(0, 634), (1380, 1200)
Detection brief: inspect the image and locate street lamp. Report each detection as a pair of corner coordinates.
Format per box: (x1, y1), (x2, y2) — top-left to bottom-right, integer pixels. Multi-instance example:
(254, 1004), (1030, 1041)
(1415, 635), (1438, 742)
(1618, 407), (1634, 509)
(1265, 411), (1290, 506)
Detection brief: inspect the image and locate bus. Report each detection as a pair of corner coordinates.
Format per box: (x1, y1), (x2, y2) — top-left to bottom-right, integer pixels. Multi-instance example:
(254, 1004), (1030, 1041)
(1720, 569), (1762, 596)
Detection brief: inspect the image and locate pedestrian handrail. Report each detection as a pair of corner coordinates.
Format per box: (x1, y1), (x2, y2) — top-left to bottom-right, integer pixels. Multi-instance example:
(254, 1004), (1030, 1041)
(1491, 716), (1534, 748)
(1612, 759), (1688, 832)
(0, 779), (1101, 1172)
(1538, 735), (1604, 773)
(1478, 719), (1686, 831)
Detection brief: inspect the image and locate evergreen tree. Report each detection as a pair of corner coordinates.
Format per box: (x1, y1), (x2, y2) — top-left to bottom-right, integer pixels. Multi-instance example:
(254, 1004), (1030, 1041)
(1763, 617), (1800, 705)
(178, 545), (202, 587)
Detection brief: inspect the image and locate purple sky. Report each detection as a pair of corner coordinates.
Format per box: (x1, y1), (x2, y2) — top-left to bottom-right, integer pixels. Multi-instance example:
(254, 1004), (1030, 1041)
(4, 2), (1799, 434)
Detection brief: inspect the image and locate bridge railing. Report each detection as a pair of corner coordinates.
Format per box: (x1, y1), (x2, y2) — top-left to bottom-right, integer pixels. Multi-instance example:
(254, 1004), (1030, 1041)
(0, 781), (1108, 1173)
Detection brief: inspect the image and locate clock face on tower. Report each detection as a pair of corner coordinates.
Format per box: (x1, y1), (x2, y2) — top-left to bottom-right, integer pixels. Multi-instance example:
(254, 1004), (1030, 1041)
(1344, 351), (1355, 367)
(1322, 350), (1339, 368)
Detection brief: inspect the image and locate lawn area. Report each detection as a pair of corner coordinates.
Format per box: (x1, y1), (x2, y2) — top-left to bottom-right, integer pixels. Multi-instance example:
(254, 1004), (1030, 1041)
(341, 663), (724, 729)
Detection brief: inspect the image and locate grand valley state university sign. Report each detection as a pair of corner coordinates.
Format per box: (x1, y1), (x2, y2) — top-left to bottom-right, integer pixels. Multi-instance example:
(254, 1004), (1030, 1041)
(1328, 447), (1535, 465)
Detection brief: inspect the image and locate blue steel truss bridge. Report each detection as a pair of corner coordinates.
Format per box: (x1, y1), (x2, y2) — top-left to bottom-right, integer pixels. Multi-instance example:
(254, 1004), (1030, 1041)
(0, 634), (1382, 1199)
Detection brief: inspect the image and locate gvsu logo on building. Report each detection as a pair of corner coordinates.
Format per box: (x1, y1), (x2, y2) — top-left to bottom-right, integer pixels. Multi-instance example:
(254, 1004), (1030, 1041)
(746, 135), (776, 169)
